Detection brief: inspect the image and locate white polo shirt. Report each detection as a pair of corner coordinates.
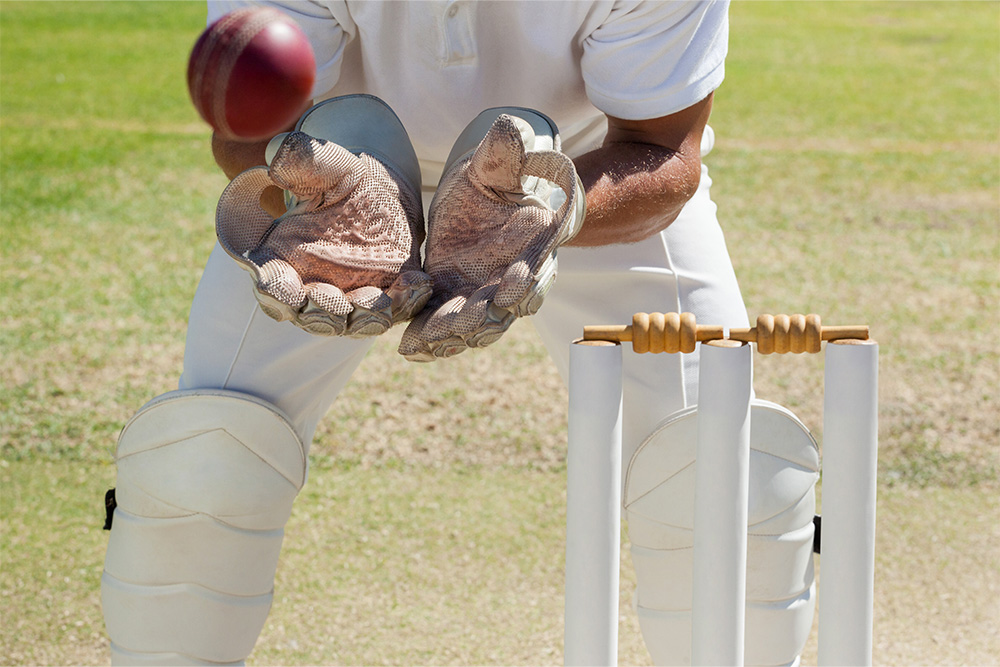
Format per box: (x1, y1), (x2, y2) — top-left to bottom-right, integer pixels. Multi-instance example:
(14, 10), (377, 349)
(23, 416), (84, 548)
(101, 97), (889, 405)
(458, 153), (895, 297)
(207, 0), (728, 186)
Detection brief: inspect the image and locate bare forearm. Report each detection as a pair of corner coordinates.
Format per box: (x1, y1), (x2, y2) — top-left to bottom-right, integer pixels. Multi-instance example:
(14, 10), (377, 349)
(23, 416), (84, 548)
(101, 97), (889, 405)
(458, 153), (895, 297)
(569, 142), (701, 246)
(566, 94), (713, 248)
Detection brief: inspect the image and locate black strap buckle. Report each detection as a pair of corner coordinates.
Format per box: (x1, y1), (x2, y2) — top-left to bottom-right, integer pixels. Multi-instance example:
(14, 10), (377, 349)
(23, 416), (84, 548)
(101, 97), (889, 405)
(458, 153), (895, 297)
(103, 488), (117, 530)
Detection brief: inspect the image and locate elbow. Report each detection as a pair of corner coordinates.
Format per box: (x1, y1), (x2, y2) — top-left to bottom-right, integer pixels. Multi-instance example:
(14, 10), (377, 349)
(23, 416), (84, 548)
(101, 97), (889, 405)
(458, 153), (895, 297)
(647, 151), (702, 233)
(675, 150), (703, 209)
(569, 143), (705, 247)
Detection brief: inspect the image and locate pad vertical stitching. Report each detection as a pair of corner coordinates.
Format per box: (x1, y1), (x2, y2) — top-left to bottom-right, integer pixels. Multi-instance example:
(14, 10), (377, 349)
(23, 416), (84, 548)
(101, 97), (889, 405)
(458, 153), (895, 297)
(222, 302), (261, 390)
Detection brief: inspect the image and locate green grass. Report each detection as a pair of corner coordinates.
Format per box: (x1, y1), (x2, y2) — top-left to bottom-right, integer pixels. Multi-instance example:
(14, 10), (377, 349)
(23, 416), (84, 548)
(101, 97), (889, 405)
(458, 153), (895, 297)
(719, 1), (997, 145)
(1, 1), (998, 665)
(710, 0), (999, 494)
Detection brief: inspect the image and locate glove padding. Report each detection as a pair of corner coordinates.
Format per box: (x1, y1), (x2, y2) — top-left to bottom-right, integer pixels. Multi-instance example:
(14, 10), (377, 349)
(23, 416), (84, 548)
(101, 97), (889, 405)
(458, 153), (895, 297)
(216, 101), (432, 337)
(398, 112), (585, 361)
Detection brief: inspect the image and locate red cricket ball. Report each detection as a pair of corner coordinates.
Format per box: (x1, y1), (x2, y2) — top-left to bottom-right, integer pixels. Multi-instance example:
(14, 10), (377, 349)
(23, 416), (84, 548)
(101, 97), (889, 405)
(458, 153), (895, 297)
(187, 7), (316, 141)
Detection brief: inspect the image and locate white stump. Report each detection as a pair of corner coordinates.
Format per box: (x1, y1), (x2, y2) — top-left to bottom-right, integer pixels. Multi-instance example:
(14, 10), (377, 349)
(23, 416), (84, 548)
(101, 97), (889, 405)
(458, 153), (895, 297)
(565, 340), (623, 667)
(691, 340), (754, 666)
(818, 340), (879, 666)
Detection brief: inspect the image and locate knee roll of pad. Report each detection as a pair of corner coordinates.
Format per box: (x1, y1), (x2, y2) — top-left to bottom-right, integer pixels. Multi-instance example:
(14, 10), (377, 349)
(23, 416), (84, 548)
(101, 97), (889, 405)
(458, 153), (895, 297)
(624, 400), (820, 666)
(101, 389), (306, 666)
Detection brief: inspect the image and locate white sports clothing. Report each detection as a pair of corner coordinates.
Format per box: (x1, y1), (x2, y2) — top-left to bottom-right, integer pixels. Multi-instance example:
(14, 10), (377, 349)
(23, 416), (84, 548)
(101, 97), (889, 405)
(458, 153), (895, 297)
(205, 0), (730, 186)
(192, 0), (745, 451)
(98, 1), (820, 664)
(178, 160), (747, 469)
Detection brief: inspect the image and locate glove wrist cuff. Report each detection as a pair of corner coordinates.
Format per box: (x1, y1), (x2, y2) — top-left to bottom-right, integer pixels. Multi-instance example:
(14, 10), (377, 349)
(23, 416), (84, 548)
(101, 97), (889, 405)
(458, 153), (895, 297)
(267, 95), (423, 197)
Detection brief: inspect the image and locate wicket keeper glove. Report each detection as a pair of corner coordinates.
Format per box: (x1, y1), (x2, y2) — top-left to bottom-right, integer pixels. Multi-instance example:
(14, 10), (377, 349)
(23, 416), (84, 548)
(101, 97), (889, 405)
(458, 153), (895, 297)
(215, 95), (432, 337)
(398, 109), (585, 361)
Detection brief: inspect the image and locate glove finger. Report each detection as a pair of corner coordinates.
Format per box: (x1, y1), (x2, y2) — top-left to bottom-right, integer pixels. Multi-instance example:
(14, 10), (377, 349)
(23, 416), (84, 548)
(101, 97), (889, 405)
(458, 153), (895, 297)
(250, 256), (306, 323)
(521, 253), (558, 318)
(343, 286), (392, 337)
(496, 243), (560, 318)
(398, 309), (442, 361)
(494, 216), (555, 309)
(398, 294), (472, 358)
(254, 255), (307, 309)
(344, 305), (392, 338)
(449, 297), (489, 337)
(465, 302), (516, 349)
(293, 282), (351, 336)
(346, 285), (389, 311)
(398, 295), (512, 360)
(448, 280), (507, 335)
(387, 270), (434, 323)
(443, 284), (515, 348)
(420, 293), (471, 339)
(494, 258), (534, 309)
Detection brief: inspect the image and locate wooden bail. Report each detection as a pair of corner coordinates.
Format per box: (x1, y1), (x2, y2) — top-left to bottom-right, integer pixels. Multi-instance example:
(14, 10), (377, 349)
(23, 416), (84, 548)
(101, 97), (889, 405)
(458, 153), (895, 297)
(583, 312), (870, 354)
(582, 312), (724, 353)
(729, 314), (870, 354)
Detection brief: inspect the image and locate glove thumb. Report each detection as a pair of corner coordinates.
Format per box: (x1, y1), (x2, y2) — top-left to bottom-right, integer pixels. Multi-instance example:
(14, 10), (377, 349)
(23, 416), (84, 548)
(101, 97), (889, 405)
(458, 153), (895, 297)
(466, 114), (533, 196)
(268, 131), (363, 205)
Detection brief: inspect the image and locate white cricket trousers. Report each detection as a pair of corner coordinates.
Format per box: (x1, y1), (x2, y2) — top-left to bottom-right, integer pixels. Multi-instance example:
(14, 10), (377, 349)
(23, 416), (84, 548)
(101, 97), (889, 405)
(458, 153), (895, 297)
(178, 163), (748, 472)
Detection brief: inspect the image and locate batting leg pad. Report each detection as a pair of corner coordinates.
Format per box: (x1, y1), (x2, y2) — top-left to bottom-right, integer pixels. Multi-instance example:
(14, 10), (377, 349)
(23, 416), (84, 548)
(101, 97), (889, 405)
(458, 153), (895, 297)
(624, 400), (820, 666)
(101, 389), (307, 666)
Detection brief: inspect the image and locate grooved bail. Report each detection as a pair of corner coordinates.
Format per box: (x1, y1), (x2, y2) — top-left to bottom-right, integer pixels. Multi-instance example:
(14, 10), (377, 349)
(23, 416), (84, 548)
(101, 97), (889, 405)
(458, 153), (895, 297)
(583, 313), (869, 354)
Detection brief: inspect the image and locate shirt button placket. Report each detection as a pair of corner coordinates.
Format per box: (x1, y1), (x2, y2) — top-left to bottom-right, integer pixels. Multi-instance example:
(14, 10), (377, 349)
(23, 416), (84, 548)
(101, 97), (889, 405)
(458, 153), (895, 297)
(441, 1), (476, 66)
